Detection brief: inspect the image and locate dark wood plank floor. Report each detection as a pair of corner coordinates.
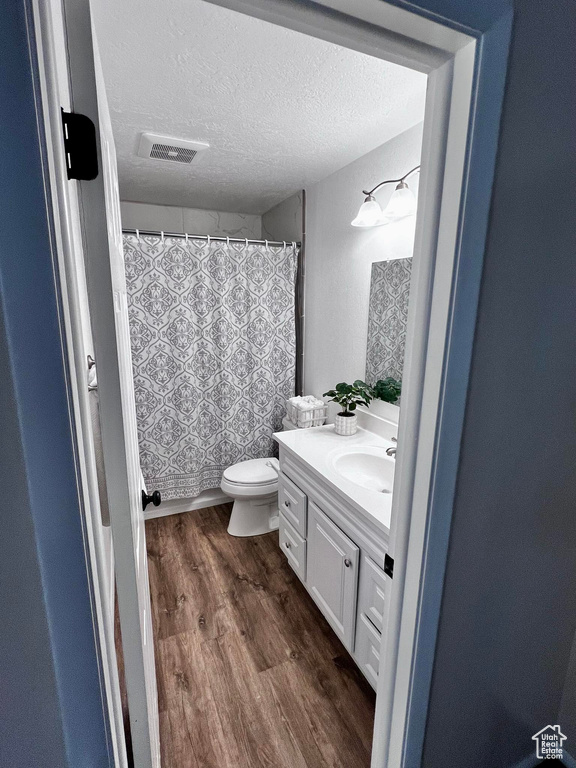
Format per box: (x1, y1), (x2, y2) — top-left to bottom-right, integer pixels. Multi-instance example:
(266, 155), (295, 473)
(145, 503), (376, 768)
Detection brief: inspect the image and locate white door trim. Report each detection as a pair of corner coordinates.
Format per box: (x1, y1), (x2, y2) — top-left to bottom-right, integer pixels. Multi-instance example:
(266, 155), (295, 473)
(203, 2), (512, 766)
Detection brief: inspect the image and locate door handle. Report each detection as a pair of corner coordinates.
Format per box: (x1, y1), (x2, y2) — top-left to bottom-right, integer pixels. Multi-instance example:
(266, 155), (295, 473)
(142, 489), (161, 511)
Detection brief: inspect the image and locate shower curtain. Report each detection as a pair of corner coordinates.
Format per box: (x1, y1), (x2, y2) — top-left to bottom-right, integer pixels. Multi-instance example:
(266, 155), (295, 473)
(123, 234), (298, 500)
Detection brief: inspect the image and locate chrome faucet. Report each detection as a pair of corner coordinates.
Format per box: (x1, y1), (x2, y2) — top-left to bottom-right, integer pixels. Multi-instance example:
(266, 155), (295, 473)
(386, 436), (397, 458)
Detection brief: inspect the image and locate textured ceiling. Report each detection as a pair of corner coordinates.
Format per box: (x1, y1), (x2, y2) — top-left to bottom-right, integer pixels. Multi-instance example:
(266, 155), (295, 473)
(91, 0), (427, 214)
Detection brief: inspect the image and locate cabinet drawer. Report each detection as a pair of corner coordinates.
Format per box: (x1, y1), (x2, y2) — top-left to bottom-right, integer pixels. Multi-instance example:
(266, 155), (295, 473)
(355, 613), (382, 691)
(278, 471), (307, 538)
(279, 514), (307, 582)
(307, 502), (359, 651)
(358, 554), (387, 634)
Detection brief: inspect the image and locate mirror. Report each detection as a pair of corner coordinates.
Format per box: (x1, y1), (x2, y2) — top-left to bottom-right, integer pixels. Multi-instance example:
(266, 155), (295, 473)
(365, 257), (412, 391)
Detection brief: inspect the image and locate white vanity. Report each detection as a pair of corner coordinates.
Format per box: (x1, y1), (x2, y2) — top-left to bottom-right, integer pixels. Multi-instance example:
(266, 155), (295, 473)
(273, 421), (395, 689)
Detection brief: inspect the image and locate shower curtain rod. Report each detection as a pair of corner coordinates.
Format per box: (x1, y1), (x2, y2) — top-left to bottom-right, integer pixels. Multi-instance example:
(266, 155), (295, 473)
(122, 228), (301, 248)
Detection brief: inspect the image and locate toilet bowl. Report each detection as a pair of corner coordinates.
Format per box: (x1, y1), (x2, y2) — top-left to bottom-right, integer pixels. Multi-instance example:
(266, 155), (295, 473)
(221, 457), (280, 537)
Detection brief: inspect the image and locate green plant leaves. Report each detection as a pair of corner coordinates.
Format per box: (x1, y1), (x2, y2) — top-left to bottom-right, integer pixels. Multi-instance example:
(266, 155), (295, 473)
(322, 380), (373, 414)
(322, 377), (401, 413)
(372, 377), (401, 404)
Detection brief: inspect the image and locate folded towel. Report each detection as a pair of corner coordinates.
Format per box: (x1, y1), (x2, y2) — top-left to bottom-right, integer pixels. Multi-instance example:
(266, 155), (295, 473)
(296, 400), (315, 411)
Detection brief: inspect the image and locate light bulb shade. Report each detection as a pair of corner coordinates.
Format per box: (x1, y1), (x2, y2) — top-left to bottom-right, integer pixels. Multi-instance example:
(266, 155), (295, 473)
(351, 196), (384, 227)
(381, 182), (417, 221)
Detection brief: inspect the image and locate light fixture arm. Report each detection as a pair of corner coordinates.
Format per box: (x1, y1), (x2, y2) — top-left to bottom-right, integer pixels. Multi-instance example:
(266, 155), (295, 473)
(362, 165), (421, 198)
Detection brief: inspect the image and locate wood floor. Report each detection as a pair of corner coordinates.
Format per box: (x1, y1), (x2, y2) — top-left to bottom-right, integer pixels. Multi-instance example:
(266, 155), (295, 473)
(145, 503), (376, 768)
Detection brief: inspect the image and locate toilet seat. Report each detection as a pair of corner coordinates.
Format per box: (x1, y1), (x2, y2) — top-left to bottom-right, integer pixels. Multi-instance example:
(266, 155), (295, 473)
(223, 457), (279, 486)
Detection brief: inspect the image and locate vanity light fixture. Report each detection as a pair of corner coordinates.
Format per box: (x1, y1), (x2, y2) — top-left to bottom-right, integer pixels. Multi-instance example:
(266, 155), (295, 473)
(351, 165), (420, 228)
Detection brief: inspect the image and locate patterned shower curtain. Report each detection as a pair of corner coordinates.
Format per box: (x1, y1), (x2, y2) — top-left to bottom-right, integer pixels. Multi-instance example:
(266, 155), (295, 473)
(123, 234), (298, 500)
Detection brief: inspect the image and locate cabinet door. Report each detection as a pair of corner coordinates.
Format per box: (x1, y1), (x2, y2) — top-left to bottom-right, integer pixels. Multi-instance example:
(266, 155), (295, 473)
(307, 501), (359, 650)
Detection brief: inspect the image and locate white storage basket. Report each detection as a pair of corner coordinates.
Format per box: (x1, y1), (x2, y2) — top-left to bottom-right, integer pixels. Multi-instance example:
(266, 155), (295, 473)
(286, 399), (328, 429)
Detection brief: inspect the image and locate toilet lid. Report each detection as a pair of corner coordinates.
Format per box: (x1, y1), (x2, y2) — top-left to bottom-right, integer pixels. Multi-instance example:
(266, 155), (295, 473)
(223, 457), (278, 486)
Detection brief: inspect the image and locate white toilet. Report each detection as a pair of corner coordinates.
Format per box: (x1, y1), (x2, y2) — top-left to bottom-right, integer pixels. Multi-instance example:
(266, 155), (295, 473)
(221, 457), (281, 537)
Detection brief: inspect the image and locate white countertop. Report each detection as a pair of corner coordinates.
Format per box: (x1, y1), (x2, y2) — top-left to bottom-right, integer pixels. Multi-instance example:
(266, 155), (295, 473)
(274, 424), (395, 533)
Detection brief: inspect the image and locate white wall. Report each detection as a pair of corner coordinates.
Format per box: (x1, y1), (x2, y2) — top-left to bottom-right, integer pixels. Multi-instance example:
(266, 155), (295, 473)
(121, 200), (262, 238)
(262, 191), (303, 242)
(303, 123), (423, 410)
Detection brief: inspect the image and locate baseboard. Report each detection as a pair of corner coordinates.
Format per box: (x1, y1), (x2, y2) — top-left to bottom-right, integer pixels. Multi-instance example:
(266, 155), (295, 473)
(144, 488), (231, 519)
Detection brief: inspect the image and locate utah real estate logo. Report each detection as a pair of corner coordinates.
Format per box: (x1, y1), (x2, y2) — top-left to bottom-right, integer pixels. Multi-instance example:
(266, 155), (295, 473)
(532, 725), (567, 760)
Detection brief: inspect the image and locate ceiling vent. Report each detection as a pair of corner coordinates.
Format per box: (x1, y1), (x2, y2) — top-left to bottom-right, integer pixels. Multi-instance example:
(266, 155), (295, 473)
(137, 133), (209, 165)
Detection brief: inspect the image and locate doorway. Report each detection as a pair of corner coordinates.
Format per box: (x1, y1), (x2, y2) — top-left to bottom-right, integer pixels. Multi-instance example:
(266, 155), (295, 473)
(31, 0), (511, 766)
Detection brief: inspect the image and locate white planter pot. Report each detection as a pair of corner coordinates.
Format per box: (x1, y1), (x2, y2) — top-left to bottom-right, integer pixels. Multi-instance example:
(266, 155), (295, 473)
(334, 412), (357, 436)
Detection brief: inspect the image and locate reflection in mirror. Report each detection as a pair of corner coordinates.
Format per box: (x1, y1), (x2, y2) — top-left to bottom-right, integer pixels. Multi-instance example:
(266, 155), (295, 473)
(365, 258), (412, 391)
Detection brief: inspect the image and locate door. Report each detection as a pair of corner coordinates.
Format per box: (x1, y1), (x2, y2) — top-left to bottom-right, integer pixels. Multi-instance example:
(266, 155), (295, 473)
(307, 502), (359, 649)
(54, 2), (161, 766)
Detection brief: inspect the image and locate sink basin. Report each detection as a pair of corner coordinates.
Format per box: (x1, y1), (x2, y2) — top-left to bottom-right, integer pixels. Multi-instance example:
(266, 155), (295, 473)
(330, 445), (395, 494)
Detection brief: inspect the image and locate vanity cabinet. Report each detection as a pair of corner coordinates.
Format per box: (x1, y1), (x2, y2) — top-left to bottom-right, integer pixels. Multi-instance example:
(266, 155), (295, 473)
(307, 502), (359, 648)
(277, 447), (390, 690)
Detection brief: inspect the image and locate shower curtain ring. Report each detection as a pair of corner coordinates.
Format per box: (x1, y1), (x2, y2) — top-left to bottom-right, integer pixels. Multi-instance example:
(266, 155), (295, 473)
(160, 230), (164, 243)
(245, 238), (249, 247)
(207, 235), (210, 246)
(265, 240), (268, 250)
(185, 232), (189, 244)
(283, 241), (286, 249)
(226, 236), (230, 246)
(135, 229), (140, 239)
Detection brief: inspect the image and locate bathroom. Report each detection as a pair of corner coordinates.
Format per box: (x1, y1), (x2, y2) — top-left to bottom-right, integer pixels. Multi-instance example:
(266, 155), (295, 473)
(90, 0), (426, 765)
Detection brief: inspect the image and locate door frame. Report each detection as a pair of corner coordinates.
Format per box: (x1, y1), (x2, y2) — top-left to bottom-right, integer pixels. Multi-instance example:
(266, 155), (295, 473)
(31, 0), (513, 767)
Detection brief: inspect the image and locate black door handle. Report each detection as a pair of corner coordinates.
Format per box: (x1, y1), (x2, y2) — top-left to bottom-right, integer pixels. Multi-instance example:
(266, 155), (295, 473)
(142, 489), (161, 511)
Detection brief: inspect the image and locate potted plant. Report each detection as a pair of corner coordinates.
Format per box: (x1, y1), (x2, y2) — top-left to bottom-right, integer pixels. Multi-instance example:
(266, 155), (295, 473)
(323, 380), (373, 436)
(372, 377), (401, 404)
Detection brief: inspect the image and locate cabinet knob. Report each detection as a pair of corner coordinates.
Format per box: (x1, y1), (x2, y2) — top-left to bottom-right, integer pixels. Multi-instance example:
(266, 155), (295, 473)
(284, 541), (291, 549)
(344, 558), (352, 568)
(283, 500), (291, 508)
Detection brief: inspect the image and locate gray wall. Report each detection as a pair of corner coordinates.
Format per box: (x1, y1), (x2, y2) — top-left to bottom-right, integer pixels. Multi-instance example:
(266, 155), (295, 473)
(422, 0), (576, 764)
(0, 2), (111, 766)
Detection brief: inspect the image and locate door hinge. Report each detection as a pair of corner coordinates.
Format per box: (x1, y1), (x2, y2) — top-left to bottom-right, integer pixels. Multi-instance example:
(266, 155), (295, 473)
(384, 553), (394, 579)
(61, 109), (99, 180)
